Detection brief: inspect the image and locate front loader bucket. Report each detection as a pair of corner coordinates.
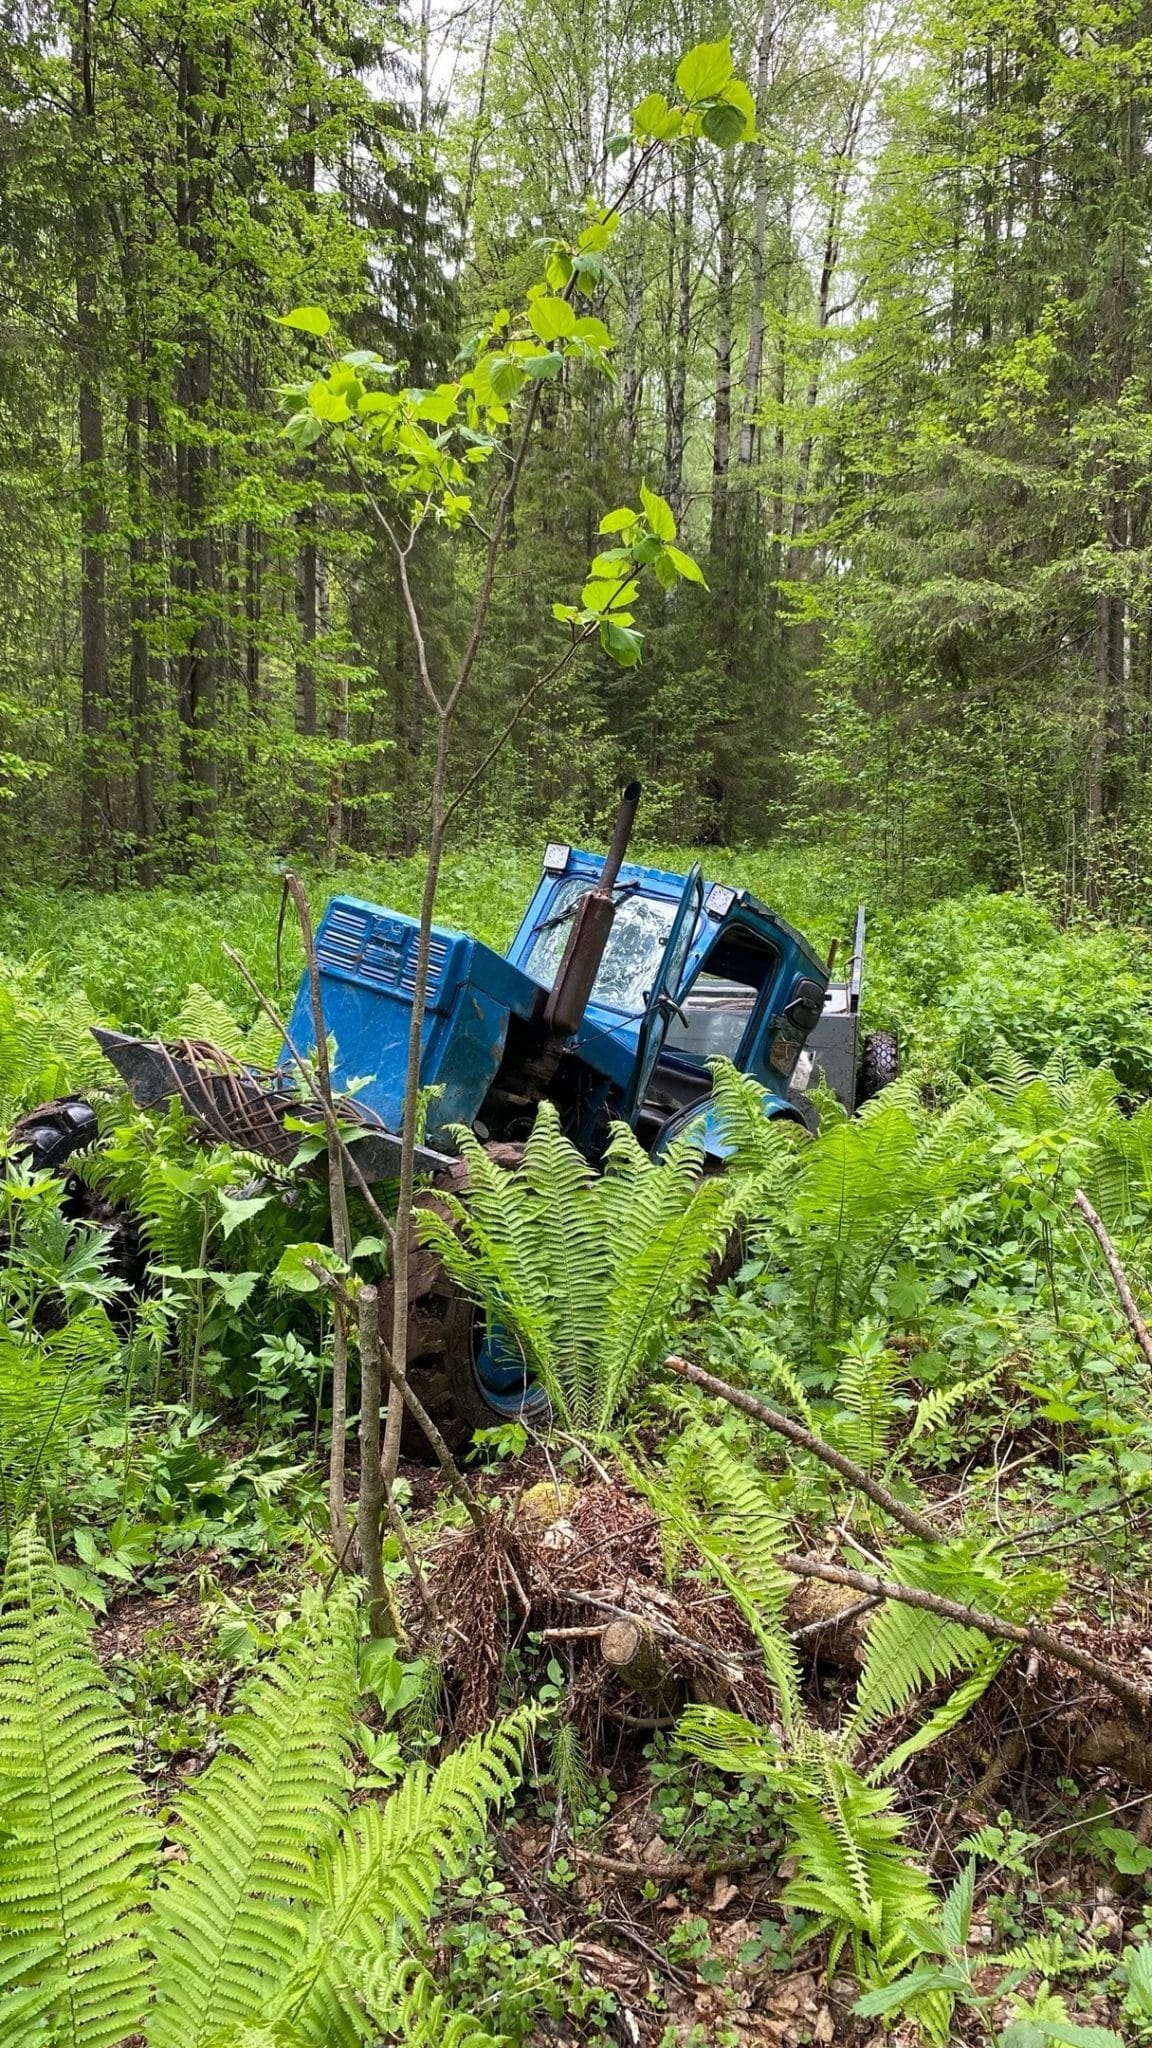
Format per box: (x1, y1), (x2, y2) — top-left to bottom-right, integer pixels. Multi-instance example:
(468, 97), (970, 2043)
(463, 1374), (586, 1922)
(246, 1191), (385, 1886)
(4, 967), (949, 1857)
(91, 1028), (454, 1183)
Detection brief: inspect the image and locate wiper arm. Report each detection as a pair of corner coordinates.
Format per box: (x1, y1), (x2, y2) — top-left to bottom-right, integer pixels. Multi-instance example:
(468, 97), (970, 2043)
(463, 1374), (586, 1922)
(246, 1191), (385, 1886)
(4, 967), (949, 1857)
(533, 879), (639, 936)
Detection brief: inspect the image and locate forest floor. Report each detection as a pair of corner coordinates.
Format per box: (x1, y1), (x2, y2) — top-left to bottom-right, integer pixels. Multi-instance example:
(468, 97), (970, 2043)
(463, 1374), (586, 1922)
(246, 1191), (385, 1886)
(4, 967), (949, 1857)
(8, 857), (1152, 2044)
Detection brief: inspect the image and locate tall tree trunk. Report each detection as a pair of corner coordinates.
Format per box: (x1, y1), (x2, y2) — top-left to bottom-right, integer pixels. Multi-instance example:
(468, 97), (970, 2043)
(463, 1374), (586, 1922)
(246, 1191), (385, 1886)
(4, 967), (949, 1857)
(296, 518), (318, 737)
(126, 387), (155, 880)
(786, 94), (864, 580)
(74, 0), (108, 875)
(665, 149), (696, 524)
(738, 0), (775, 469)
(710, 157), (736, 558)
(174, 40), (218, 857)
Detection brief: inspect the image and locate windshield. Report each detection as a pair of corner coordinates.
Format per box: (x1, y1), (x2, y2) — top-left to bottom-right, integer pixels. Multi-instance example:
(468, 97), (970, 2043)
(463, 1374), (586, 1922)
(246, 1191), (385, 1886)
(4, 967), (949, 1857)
(525, 881), (680, 1013)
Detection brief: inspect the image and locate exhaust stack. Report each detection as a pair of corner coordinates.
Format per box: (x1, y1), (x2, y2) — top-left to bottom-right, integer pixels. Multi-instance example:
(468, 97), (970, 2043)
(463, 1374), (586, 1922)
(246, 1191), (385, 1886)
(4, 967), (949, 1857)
(543, 780), (641, 1039)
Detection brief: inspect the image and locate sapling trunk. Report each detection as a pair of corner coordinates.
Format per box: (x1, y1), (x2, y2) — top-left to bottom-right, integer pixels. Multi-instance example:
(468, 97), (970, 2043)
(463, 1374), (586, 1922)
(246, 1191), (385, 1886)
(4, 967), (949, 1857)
(357, 1284), (387, 1633)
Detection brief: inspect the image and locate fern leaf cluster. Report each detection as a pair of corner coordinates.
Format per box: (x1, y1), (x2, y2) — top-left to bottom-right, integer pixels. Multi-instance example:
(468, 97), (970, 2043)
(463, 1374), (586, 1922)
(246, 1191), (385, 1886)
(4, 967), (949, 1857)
(147, 1591), (361, 2048)
(419, 1101), (729, 1432)
(0, 1525), (156, 2048)
(0, 968), (106, 1121)
(0, 1534), (531, 2048)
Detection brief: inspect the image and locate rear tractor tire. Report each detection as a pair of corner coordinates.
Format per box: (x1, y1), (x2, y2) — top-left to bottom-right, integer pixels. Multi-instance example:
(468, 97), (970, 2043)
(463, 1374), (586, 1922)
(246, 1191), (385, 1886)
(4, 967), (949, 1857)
(858, 1029), (900, 1103)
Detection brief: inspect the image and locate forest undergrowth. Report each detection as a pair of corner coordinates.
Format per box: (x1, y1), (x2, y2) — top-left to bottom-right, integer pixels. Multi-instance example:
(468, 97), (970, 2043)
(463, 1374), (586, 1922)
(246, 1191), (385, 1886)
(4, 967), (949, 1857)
(6, 864), (1152, 2045)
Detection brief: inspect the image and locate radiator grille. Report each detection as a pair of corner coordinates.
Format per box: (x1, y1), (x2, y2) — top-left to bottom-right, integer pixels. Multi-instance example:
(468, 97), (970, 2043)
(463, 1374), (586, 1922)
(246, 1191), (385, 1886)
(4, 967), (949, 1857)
(317, 905), (451, 1005)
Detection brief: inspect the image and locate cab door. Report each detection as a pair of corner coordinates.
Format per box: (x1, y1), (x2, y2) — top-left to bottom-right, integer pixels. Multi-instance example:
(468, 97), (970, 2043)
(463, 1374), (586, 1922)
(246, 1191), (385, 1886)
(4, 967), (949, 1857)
(619, 865), (703, 1128)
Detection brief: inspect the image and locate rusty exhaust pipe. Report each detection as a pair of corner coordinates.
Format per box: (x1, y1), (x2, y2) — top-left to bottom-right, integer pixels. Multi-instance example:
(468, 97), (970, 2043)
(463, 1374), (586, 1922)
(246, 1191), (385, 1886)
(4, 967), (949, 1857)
(543, 781), (641, 1039)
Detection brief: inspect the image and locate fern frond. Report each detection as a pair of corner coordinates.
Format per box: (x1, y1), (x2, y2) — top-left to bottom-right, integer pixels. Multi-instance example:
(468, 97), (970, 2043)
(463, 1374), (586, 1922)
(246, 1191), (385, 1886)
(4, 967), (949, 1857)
(356, 1954), (504, 2048)
(596, 1127), (728, 1430)
(421, 1105), (726, 1435)
(636, 1440), (803, 1727)
(272, 1708), (533, 2047)
(172, 987), (251, 1060)
(847, 1541), (1042, 1749)
(0, 1307), (118, 1511)
(147, 1583), (361, 2048)
(831, 1323), (901, 1473)
(0, 1525), (155, 2048)
(871, 1650), (1008, 1780)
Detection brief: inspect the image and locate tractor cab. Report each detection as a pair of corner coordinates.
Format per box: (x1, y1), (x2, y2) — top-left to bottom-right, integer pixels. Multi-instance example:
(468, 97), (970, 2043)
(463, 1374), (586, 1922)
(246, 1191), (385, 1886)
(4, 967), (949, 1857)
(507, 844), (831, 1158)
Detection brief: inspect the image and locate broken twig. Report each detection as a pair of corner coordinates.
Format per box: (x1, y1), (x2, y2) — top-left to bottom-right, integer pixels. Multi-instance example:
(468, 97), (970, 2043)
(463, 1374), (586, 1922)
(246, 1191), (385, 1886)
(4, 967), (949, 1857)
(1073, 1188), (1152, 1372)
(663, 1354), (947, 1546)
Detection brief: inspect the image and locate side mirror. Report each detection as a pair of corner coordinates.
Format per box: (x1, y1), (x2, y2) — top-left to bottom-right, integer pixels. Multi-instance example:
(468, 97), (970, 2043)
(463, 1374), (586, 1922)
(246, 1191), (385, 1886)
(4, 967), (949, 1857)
(783, 978), (826, 1035)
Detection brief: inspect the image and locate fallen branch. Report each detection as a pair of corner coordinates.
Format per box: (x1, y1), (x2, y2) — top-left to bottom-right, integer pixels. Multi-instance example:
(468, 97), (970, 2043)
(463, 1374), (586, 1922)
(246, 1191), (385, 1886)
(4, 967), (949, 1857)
(780, 1551), (1152, 1728)
(663, 1354), (947, 1546)
(1073, 1189), (1152, 1371)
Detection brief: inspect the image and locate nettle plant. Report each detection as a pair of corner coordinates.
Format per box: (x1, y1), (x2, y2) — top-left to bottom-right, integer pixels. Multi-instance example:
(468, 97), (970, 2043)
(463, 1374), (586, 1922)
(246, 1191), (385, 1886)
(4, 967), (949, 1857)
(271, 37), (756, 1501)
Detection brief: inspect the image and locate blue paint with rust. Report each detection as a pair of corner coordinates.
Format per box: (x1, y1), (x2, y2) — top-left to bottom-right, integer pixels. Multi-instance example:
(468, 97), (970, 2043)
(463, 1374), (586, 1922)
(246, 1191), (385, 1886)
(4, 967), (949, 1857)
(282, 896), (542, 1141)
(283, 849), (828, 1153)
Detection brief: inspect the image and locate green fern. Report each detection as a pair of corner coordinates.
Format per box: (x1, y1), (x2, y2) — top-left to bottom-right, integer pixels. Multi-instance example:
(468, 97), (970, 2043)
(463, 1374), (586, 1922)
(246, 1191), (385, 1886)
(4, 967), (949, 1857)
(0, 1538), (532, 2048)
(355, 1955), (503, 2047)
(710, 1066), (989, 1339)
(829, 1322), (902, 1474)
(676, 1706), (937, 1972)
(147, 1586), (362, 2048)
(419, 1102), (729, 1433)
(0, 968), (106, 1120)
(269, 1711), (534, 2046)
(0, 1525), (155, 2048)
(847, 1540), (1063, 1755)
(631, 1435), (803, 1730)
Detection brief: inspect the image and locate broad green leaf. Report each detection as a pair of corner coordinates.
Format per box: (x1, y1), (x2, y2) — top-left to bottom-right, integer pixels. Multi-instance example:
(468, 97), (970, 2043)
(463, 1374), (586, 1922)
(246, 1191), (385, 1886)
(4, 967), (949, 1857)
(282, 410), (324, 449)
(528, 296), (576, 342)
(272, 1241), (341, 1293)
(854, 1965), (970, 2016)
(598, 505), (636, 534)
(275, 305), (331, 336)
(412, 384), (458, 423)
(675, 38), (733, 103)
(702, 99), (747, 147)
(578, 213), (618, 250)
(487, 355), (525, 402)
(631, 90), (682, 141)
(522, 350), (563, 379)
(665, 542), (707, 584)
(545, 250), (573, 290)
(211, 1271), (260, 1309)
(217, 1191), (273, 1239)
(720, 77), (756, 136)
(588, 547), (632, 577)
(307, 379), (351, 423)
(581, 575), (638, 613)
(1125, 1942), (1152, 2017)
(571, 315), (613, 348)
(640, 482), (676, 541)
(599, 618), (643, 666)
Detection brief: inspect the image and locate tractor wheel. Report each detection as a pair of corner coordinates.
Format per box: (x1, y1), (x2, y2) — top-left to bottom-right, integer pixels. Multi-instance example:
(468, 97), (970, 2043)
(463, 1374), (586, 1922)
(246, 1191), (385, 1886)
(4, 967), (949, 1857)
(8, 1096), (146, 1296)
(858, 1029), (900, 1103)
(397, 1141), (545, 1457)
(10, 1096), (99, 1174)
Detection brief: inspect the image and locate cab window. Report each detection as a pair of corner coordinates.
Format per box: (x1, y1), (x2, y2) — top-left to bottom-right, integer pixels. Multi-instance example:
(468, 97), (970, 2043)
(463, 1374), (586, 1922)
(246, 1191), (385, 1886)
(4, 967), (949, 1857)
(664, 927), (779, 1064)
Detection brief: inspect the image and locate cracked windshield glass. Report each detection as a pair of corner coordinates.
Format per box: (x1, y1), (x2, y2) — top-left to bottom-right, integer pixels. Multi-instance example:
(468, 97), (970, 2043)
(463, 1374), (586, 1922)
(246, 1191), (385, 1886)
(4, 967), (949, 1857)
(526, 882), (678, 1012)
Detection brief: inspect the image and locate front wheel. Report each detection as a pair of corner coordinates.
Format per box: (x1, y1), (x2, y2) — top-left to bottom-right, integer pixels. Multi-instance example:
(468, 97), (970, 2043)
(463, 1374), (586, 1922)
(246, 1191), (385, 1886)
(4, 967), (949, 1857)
(858, 1029), (900, 1103)
(439, 1292), (550, 1444)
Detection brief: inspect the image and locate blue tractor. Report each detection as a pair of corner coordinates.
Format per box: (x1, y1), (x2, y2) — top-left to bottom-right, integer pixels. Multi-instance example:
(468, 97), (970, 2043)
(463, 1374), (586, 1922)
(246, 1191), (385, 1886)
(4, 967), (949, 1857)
(19, 787), (894, 1436)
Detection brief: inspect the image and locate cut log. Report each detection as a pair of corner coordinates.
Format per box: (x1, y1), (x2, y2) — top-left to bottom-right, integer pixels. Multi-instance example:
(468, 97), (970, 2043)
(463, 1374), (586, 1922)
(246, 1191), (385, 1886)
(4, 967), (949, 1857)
(600, 1619), (681, 1715)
